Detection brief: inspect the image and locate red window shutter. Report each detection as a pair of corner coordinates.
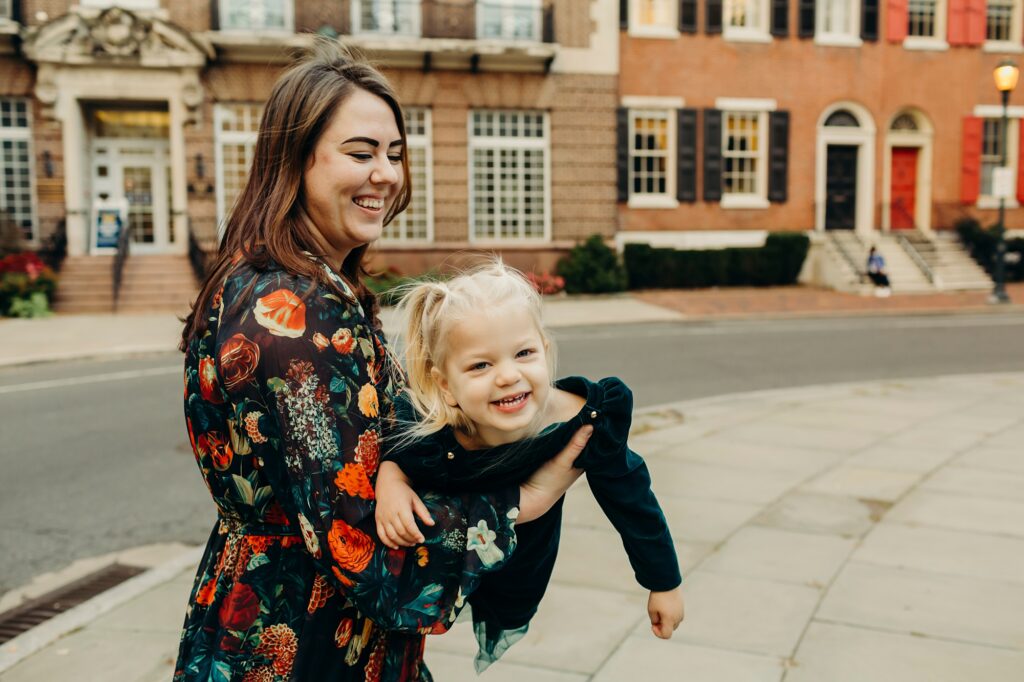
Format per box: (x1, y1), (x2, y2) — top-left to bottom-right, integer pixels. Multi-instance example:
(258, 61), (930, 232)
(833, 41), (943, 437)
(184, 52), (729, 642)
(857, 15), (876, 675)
(966, 0), (987, 45)
(961, 117), (983, 205)
(1016, 121), (1024, 204)
(947, 0), (967, 45)
(886, 0), (908, 42)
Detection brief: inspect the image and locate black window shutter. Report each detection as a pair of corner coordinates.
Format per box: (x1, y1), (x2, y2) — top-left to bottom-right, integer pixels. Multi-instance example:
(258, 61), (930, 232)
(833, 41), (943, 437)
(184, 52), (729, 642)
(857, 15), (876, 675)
(11, 0), (22, 23)
(620, 0), (629, 29)
(680, 0), (699, 32)
(861, 0), (878, 41)
(798, 0), (815, 37)
(703, 109), (723, 202)
(706, 0), (723, 34)
(617, 107), (629, 203)
(677, 108), (698, 202)
(210, 0), (220, 30)
(771, 0), (789, 37)
(768, 111), (790, 203)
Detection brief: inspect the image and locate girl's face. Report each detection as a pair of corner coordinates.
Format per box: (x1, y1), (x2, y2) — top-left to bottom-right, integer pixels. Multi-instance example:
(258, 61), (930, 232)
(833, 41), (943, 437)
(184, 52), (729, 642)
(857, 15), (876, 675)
(432, 305), (551, 447)
(303, 88), (405, 269)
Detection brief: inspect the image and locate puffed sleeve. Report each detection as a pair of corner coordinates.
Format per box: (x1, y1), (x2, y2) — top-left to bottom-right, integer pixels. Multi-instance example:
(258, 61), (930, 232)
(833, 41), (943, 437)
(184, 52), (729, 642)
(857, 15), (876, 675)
(576, 378), (682, 592)
(380, 390), (452, 489)
(217, 269), (520, 632)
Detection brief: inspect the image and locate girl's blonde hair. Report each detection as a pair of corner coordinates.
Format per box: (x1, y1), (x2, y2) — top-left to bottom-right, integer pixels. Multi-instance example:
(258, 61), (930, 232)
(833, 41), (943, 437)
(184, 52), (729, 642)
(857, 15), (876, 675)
(395, 258), (557, 441)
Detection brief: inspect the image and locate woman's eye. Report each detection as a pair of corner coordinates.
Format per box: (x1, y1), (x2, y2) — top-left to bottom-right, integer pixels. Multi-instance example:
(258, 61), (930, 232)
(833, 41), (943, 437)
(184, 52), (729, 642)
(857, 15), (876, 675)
(388, 154), (404, 163)
(350, 153), (372, 161)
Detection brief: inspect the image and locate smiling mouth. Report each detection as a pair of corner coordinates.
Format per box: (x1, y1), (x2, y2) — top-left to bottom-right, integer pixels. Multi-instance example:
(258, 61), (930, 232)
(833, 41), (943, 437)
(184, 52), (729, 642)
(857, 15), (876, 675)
(353, 197), (384, 211)
(492, 392), (530, 413)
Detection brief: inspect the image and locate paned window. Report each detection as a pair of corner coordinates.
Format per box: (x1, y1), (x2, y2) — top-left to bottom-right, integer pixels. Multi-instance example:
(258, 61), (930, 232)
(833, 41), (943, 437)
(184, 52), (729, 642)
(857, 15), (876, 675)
(219, 0), (292, 31)
(722, 111), (766, 197)
(382, 108), (432, 242)
(0, 1), (12, 19)
(629, 110), (673, 198)
(987, 0), (1015, 42)
(907, 0), (937, 37)
(633, 0), (678, 30)
(0, 99), (36, 242)
(727, 0), (762, 29)
(980, 118), (1014, 198)
(478, 0), (542, 40)
(215, 103), (263, 226)
(817, 0), (856, 37)
(80, 0), (159, 8)
(469, 110), (548, 241)
(352, 0), (421, 37)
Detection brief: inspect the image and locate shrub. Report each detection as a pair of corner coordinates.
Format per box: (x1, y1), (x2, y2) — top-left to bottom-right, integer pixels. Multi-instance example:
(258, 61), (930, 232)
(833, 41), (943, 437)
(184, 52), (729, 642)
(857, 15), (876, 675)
(556, 235), (628, 294)
(365, 268), (448, 306)
(956, 216), (1024, 282)
(0, 251), (58, 317)
(623, 232), (810, 289)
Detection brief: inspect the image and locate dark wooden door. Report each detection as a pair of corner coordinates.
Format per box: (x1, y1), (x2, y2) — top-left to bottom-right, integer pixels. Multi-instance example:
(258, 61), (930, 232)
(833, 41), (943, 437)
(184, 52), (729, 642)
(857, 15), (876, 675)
(825, 145), (858, 230)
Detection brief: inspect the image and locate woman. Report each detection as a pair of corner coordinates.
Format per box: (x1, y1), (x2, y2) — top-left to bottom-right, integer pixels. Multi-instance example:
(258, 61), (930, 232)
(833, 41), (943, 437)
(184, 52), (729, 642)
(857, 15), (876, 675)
(176, 41), (589, 681)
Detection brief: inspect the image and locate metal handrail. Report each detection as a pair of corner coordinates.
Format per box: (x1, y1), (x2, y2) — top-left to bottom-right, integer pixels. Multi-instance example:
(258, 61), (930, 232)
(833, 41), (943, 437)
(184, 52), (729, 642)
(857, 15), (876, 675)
(112, 222), (132, 311)
(827, 230), (865, 278)
(890, 199), (941, 287)
(187, 219), (209, 282)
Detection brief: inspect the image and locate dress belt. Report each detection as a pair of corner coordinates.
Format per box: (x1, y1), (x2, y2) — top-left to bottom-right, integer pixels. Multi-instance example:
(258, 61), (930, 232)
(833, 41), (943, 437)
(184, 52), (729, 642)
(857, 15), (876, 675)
(218, 517), (301, 537)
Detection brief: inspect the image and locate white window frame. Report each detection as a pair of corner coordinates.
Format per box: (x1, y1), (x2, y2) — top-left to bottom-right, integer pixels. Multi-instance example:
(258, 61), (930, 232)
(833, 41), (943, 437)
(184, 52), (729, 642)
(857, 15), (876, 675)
(815, 0), (863, 47)
(467, 110), (551, 243)
(623, 96), (683, 209)
(723, 0), (772, 43)
(80, 0), (160, 9)
(382, 107), (433, 244)
(0, 98), (37, 244)
(214, 103), (262, 230)
(716, 98), (775, 209)
(903, 0), (948, 50)
(984, 0), (1024, 53)
(0, 1), (11, 20)
(628, 0), (680, 39)
(351, 0), (422, 38)
(477, 0), (543, 41)
(973, 105), (1023, 209)
(218, 0), (294, 33)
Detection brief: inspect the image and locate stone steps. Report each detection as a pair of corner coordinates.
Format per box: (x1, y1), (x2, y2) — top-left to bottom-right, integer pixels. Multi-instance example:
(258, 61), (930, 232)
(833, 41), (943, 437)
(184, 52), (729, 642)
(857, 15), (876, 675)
(54, 254), (199, 314)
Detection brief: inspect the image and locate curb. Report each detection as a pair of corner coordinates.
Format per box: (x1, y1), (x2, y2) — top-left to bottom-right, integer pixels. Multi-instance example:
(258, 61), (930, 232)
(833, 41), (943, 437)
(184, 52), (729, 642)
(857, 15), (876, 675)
(0, 546), (203, 674)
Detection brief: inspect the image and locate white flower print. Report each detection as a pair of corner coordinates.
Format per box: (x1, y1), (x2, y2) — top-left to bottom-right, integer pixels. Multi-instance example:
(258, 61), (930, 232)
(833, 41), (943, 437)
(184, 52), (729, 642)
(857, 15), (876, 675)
(466, 520), (504, 568)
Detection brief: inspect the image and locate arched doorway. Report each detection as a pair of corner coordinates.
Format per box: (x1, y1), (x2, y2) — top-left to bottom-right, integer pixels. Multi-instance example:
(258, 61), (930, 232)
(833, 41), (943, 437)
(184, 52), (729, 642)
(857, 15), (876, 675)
(883, 109), (934, 233)
(816, 103), (876, 236)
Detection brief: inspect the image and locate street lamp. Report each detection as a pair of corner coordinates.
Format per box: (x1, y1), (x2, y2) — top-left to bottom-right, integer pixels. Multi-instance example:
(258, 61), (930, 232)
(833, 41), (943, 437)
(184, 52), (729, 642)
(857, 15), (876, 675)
(991, 60), (1018, 304)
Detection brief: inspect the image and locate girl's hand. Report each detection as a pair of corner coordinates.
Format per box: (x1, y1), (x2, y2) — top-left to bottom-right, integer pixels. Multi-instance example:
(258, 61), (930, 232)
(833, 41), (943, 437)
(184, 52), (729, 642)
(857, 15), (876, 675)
(374, 461), (434, 550)
(647, 587), (685, 639)
(517, 425), (592, 524)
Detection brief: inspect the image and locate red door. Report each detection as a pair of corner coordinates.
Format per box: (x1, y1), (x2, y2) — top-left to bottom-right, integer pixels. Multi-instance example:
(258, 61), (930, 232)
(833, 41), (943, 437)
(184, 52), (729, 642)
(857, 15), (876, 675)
(890, 147), (918, 230)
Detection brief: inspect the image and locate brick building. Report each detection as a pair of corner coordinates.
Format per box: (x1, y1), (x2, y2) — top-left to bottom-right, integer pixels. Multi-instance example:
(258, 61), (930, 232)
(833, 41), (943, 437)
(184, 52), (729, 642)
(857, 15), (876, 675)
(0, 1), (618, 310)
(615, 0), (1016, 290)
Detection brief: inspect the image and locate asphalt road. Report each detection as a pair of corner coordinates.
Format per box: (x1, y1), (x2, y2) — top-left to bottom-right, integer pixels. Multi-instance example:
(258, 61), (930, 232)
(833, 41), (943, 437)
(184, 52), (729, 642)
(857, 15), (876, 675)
(2, 311), (1023, 596)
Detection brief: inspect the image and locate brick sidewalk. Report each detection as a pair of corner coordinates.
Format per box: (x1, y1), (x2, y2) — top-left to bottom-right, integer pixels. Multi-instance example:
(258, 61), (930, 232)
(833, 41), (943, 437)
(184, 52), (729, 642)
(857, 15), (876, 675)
(635, 282), (1024, 319)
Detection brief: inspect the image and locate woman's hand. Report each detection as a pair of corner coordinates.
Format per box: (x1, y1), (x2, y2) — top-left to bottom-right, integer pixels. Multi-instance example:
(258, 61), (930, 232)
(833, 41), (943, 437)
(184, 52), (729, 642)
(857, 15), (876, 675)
(374, 461), (435, 550)
(517, 425), (592, 524)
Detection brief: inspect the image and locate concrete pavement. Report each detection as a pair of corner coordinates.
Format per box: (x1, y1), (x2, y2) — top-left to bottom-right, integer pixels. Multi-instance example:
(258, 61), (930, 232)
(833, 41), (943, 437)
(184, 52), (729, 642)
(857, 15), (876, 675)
(3, 372), (1023, 681)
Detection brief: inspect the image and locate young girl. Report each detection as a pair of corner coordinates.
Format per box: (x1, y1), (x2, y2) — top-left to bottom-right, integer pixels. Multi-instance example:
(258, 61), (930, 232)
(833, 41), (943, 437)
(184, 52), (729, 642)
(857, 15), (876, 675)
(374, 260), (684, 671)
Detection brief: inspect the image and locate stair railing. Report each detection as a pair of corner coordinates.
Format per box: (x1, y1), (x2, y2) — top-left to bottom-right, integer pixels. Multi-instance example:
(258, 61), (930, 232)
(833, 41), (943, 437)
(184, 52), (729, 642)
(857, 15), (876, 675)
(827, 231), (867, 283)
(891, 199), (941, 288)
(112, 221), (133, 311)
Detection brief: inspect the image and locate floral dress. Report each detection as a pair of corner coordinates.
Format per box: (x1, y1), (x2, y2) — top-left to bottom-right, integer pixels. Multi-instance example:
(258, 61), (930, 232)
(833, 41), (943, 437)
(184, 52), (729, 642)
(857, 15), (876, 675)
(175, 260), (520, 682)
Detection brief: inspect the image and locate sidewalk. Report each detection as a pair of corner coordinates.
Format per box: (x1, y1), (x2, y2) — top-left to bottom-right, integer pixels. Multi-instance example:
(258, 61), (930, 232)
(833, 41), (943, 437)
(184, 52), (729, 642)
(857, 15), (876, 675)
(2, 373), (1023, 681)
(2, 283), (1023, 368)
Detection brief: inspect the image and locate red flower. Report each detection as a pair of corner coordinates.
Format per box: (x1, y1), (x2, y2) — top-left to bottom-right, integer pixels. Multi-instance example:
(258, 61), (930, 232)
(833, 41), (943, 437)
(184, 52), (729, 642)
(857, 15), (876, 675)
(219, 582), (260, 631)
(198, 356), (225, 404)
(264, 501), (290, 526)
(219, 334), (260, 391)
(219, 633), (243, 653)
(197, 432), (233, 471)
(331, 328), (356, 354)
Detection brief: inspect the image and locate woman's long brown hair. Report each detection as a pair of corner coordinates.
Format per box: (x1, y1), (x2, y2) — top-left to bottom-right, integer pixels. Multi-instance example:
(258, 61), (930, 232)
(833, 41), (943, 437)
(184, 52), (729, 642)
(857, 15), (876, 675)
(180, 39), (411, 351)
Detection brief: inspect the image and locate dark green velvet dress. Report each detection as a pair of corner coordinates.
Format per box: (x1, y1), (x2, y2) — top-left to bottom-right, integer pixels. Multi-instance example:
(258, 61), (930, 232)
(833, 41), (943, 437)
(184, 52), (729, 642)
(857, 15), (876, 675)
(384, 376), (682, 670)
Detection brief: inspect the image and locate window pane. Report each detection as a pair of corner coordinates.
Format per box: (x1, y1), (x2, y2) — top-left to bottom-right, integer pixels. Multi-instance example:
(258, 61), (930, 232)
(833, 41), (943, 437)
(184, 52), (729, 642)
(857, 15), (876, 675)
(638, 0), (676, 28)
(216, 104), (263, 224)
(728, 0), (759, 28)
(628, 109), (670, 198)
(222, 0), (289, 30)
(907, 0), (936, 37)
(987, 0), (1014, 41)
(0, 98), (35, 241)
(384, 108), (431, 242)
(478, 0), (542, 40)
(722, 111), (761, 196)
(980, 118), (1005, 196)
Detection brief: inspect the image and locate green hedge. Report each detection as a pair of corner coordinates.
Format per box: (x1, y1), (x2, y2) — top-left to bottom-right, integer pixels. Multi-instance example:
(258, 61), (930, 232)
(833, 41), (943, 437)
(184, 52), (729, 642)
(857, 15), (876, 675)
(955, 217), (1024, 282)
(556, 235), (628, 294)
(624, 233), (810, 289)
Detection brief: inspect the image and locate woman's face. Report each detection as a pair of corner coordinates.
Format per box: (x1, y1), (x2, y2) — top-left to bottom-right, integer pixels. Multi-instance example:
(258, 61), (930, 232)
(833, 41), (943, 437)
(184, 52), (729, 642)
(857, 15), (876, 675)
(303, 88), (405, 268)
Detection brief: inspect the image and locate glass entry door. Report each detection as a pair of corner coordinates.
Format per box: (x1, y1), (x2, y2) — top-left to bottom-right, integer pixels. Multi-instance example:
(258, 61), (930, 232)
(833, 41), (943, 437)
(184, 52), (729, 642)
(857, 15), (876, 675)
(91, 139), (171, 253)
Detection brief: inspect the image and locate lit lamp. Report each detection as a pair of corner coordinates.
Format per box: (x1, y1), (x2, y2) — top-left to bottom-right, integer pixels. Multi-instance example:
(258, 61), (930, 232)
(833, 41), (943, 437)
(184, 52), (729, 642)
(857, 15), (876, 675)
(991, 60), (1018, 304)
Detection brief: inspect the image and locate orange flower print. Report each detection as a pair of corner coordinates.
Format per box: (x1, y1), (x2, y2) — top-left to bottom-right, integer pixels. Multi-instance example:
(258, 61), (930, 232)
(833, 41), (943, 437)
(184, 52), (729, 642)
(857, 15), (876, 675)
(312, 332), (330, 351)
(328, 519), (374, 573)
(334, 618), (353, 648)
(358, 383), (378, 418)
(253, 289), (306, 338)
(335, 463), (374, 500)
(354, 430), (380, 477)
(195, 576), (217, 606)
(218, 333), (260, 391)
(254, 623), (298, 676)
(331, 566), (354, 587)
(331, 328), (355, 354)
(416, 546), (429, 567)
(307, 574), (335, 614)
(198, 356), (225, 404)
(197, 432), (234, 471)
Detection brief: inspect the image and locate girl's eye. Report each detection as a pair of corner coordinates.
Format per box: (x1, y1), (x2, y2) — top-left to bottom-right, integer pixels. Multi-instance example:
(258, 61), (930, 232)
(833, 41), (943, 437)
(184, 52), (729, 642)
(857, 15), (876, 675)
(516, 349), (534, 359)
(469, 362), (489, 371)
